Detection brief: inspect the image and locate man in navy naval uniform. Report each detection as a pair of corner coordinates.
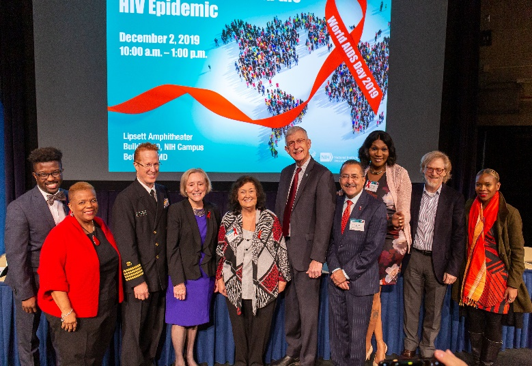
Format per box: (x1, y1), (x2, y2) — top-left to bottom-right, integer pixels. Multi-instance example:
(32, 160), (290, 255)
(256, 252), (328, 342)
(112, 142), (169, 366)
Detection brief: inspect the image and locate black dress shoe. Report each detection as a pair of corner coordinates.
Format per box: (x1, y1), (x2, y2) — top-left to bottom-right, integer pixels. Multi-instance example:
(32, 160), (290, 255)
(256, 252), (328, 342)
(270, 355), (300, 366)
(400, 349), (416, 359)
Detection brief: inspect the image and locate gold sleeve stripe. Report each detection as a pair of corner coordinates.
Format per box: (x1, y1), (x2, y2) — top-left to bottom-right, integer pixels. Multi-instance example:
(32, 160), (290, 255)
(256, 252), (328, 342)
(123, 264), (144, 281)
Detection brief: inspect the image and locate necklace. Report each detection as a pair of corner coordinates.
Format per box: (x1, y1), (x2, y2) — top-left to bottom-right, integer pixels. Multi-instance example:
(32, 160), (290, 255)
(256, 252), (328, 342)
(81, 221), (100, 246)
(193, 207), (205, 217)
(369, 168), (385, 175)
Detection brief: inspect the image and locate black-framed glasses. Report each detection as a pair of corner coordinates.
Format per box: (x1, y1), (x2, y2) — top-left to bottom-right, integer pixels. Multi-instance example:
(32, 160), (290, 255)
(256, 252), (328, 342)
(135, 162), (161, 169)
(34, 169), (63, 179)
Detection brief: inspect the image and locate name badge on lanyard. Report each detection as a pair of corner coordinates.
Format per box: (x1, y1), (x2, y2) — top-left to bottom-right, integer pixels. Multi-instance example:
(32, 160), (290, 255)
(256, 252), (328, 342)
(365, 180), (379, 193)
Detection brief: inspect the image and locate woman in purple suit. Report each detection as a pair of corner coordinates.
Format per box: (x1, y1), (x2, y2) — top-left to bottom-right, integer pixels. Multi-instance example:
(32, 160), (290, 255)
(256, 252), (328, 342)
(165, 168), (221, 366)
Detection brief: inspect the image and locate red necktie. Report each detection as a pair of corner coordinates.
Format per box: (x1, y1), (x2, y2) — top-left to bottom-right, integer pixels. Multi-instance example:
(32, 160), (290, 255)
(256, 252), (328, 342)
(341, 200), (353, 234)
(283, 167), (302, 236)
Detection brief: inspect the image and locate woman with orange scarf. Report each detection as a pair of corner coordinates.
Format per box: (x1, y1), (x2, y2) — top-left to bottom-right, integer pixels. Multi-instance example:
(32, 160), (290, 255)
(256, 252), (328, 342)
(457, 169), (532, 366)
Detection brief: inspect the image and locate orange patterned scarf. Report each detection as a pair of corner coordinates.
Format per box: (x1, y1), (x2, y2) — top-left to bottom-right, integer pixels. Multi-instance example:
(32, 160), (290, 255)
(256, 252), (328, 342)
(460, 192), (499, 306)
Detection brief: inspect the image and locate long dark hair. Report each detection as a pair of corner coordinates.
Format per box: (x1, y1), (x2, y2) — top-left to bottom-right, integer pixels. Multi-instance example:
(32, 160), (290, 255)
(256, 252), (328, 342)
(358, 130), (397, 168)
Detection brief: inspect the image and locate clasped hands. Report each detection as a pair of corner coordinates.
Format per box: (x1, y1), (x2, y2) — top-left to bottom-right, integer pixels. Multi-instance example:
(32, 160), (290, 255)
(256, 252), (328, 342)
(331, 270), (349, 290)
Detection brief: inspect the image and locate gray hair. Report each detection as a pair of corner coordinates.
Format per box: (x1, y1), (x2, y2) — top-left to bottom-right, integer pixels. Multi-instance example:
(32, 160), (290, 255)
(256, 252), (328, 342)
(285, 126), (308, 145)
(420, 151), (452, 183)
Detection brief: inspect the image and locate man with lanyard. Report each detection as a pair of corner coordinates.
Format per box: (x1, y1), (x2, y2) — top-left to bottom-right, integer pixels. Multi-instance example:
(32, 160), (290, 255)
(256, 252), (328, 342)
(5, 147), (67, 365)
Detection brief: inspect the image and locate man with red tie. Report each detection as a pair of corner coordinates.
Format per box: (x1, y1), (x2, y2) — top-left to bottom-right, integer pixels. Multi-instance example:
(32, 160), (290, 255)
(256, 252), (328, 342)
(273, 126), (336, 366)
(327, 159), (387, 366)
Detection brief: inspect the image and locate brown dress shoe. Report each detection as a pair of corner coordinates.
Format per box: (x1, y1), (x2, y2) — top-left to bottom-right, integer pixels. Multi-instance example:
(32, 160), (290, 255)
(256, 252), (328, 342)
(400, 349), (416, 359)
(270, 355), (300, 366)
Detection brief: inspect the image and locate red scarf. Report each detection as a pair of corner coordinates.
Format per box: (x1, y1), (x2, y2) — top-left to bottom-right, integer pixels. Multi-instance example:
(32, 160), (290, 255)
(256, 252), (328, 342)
(460, 192), (499, 306)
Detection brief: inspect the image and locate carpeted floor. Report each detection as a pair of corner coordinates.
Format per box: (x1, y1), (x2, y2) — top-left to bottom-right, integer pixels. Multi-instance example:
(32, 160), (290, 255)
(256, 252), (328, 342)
(210, 348), (532, 365)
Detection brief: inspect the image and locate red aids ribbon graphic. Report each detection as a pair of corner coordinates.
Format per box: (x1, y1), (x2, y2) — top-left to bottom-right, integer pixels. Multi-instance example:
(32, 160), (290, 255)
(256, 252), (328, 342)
(108, 0), (383, 128)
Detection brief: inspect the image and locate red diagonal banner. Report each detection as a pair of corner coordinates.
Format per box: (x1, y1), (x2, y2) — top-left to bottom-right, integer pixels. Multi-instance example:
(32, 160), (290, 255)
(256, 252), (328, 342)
(108, 0), (383, 128)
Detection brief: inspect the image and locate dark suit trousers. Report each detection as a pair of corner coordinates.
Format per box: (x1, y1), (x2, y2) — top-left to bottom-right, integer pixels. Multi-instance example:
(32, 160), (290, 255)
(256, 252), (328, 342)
(15, 271), (54, 366)
(328, 281), (373, 366)
(226, 298), (276, 366)
(403, 250), (447, 358)
(284, 265), (321, 366)
(121, 291), (166, 366)
(46, 305), (117, 366)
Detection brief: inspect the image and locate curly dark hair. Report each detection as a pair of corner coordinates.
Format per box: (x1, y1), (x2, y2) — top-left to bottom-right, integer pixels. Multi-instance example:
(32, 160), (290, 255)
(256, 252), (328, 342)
(229, 175), (266, 214)
(358, 130), (397, 168)
(27, 147), (63, 170)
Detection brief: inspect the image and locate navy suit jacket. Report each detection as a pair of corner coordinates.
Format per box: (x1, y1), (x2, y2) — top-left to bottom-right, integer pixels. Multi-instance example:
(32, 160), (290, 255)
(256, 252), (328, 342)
(408, 183), (466, 283)
(4, 186), (68, 300)
(111, 180), (169, 293)
(327, 191), (387, 296)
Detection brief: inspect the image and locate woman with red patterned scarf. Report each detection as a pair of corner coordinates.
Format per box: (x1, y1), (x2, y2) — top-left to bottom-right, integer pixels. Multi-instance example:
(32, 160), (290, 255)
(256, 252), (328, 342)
(216, 175), (291, 366)
(457, 169), (532, 366)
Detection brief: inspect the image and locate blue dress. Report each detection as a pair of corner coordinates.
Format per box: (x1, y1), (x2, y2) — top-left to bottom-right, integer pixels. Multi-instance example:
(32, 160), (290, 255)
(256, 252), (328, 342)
(165, 214), (215, 326)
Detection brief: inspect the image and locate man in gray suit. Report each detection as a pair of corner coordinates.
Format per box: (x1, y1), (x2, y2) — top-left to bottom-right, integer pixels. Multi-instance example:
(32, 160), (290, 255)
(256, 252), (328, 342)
(5, 147), (67, 365)
(327, 160), (387, 366)
(273, 126), (336, 366)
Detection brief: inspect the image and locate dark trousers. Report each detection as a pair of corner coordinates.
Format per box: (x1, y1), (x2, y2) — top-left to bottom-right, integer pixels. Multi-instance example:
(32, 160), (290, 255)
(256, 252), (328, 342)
(466, 307), (503, 342)
(284, 266), (321, 366)
(403, 250), (447, 358)
(328, 281), (373, 366)
(15, 271), (55, 366)
(121, 290), (166, 366)
(46, 305), (117, 366)
(226, 298), (276, 366)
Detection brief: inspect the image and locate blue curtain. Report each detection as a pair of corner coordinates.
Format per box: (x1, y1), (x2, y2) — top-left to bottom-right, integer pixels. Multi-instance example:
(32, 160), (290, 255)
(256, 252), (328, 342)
(0, 101), (5, 254)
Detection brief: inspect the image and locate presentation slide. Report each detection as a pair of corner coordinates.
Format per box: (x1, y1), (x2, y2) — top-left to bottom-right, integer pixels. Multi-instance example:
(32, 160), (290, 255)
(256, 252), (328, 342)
(107, 0), (392, 173)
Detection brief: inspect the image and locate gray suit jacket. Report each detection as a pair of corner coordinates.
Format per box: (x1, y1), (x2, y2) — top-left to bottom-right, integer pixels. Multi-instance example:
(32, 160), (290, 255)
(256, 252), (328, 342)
(327, 192), (387, 296)
(275, 157), (336, 271)
(4, 186), (68, 300)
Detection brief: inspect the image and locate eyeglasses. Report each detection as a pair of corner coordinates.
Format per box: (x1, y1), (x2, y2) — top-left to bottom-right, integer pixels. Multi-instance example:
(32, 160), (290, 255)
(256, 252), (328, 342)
(34, 170), (63, 179)
(340, 174), (362, 180)
(286, 138), (307, 148)
(135, 162), (161, 169)
(425, 167), (445, 175)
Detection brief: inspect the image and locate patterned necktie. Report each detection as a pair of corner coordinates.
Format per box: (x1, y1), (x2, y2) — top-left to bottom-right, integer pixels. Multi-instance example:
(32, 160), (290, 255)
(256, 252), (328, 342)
(341, 200), (353, 234)
(283, 167), (302, 237)
(150, 189), (157, 203)
(46, 191), (66, 206)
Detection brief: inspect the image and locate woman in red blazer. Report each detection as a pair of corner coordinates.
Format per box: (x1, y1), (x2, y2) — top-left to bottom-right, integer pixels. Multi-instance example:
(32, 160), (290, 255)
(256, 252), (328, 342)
(38, 181), (123, 365)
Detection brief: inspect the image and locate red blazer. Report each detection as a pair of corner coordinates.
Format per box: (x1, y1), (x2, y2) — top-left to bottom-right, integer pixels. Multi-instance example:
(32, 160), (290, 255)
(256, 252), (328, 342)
(38, 216), (124, 318)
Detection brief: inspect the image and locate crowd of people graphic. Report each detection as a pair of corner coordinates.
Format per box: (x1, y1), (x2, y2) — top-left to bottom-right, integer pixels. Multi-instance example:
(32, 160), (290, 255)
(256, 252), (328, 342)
(325, 36), (390, 134)
(216, 12), (390, 154)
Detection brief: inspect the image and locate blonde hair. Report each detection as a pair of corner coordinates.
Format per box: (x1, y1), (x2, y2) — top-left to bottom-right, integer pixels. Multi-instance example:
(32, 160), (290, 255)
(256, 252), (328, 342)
(69, 181), (95, 200)
(420, 151), (452, 183)
(179, 168), (212, 197)
(476, 168), (500, 182)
